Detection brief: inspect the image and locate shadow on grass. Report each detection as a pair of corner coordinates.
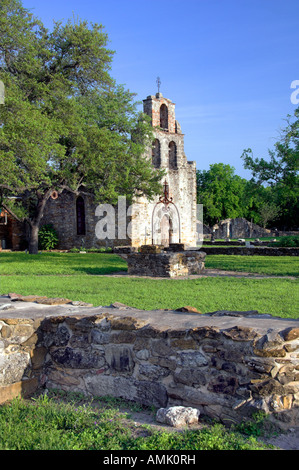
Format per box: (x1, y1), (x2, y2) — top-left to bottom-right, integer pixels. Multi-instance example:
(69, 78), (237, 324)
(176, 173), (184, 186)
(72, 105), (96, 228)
(71, 267), (128, 275)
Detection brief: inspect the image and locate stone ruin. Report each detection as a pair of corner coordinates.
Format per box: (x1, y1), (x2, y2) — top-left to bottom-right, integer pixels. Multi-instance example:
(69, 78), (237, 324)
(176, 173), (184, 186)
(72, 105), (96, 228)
(114, 244), (206, 278)
(0, 295), (299, 431)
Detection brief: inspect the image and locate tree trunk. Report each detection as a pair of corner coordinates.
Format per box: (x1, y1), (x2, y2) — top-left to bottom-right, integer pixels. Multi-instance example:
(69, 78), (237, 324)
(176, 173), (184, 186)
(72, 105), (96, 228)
(28, 190), (52, 254)
(28, 223), (39, 254)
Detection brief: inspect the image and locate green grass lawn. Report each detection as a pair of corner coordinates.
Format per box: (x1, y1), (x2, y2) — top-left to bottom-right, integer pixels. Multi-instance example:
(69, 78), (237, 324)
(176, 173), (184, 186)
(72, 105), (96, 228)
(0, 393), (272, 450)
(205, 254), (299, 277)
(0, 252), (298, 318)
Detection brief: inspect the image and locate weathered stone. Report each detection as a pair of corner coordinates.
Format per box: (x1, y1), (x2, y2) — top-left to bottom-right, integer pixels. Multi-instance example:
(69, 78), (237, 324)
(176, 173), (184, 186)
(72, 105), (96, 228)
(19, 295), (48, 303)
(151, 339), (175, 357)
(149, 356), (177, 370)
(30, 346), (47, 370)
(0, 377), (39, 403)
(47, 369), (81, 387)
(208, 375), (239, 395)
(175, 306), (202, 314)
(135, 349), (149, 360)
(110, 330), (136, 344)
(70, 301), (93, 307)
(137, 363), (170, 381)
(136, 380), (168, 408)
(53, 326), (70, 346)
(210, 310), (259, 317)
(69, 334), (90, 349)
(281, 328), (299, 342)
(105, 345), (134, 373)
(177, 351), (208, 368)
(250, 378), (285, 396)
(91, 330), (110, 345)
(156, 406), (200, 427)
(85, 375), (136, 402)
(22, 332), (39, 347)
(174, 368), (207, 386)
(170, 337), (198, 349)
(0, 352), (30, 385)
(8, 293), (23, 301)
(223, 326), (258, 342)
(109, 302), (135, 310)
(37, 297), (71, 305)
(270, 394), (293, 411)
(110, 316), (147, 331)
(191, 326), (221, 341)
(51, 347), (105, 369)
(254, 330), (286, 357)
(0, 325), (12, 339)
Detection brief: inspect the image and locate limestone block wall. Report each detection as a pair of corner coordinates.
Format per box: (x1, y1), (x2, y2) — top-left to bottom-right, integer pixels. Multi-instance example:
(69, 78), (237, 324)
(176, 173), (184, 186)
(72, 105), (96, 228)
(1, 309), (299, 430)
(125, 249), (206, 277)
(40, 314), (299, 429)
(0, 317), (46, 403)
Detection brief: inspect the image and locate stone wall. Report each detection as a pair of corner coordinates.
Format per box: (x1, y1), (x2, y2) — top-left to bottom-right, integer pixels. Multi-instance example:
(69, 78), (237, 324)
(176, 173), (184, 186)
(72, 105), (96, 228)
(1, 302), (299, 430)
(211, 218), (274, 239)
(122, 245), (206, 277)
(41, 191), (131, 250)
(0, 316), (46, 403)
(201, 246), (299, 256)
(0, 213), (27, 251)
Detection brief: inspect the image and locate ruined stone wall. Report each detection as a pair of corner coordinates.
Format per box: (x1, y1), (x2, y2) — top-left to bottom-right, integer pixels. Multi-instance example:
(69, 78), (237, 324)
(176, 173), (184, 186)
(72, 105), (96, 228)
(201, 246), (299, 256)
(41, 191), (131, 250)
(0, 317), (46, 403)
(212, 218), (275, 239)
(0, 215), (26, 251)
(1, 308), (299, 430)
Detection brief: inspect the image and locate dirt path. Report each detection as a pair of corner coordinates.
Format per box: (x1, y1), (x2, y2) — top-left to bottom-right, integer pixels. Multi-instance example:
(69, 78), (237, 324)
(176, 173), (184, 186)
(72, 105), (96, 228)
(107, 268), (297, 280)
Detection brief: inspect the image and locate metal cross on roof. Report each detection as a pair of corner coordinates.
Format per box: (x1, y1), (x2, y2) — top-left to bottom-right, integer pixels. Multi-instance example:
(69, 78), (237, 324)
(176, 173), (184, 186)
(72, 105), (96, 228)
(156, 76), (161, 94)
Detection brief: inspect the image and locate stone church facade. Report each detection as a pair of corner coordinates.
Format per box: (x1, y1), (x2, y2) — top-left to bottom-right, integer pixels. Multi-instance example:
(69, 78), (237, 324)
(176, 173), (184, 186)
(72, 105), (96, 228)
(40, 92), (198, 250)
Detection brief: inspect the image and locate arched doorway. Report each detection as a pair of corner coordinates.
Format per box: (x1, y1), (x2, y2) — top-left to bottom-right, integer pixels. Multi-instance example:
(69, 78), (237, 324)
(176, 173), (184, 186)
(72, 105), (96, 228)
(160, 214), (173, 247)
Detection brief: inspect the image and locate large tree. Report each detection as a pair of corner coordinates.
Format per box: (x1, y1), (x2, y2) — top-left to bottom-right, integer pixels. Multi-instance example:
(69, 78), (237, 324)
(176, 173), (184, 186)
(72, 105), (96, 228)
(196, 163), (249, 226)
(0, 0), (163, 253)
(242, 107), (299, 229)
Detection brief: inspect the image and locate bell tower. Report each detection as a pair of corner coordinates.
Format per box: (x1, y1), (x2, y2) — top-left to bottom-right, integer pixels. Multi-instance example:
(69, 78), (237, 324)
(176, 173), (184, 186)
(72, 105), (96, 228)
(134, 89), (198, 248)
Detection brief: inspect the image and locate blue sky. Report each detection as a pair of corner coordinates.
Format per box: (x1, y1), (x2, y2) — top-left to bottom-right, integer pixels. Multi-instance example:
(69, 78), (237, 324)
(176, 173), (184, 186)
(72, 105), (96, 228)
(22, 0), (299, 178)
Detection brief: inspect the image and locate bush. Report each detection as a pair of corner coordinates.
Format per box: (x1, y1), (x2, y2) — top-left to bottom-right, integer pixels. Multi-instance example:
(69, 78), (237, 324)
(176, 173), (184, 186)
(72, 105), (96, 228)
(38, 224), (59, 251)
(69, 247), (80, 253)
(269, 236), (299, 247)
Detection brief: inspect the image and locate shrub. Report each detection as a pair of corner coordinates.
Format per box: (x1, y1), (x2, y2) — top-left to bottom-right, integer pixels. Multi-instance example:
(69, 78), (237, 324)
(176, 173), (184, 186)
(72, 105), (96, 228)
(269, 236), (299, 247)
(38, 224), (59, 251)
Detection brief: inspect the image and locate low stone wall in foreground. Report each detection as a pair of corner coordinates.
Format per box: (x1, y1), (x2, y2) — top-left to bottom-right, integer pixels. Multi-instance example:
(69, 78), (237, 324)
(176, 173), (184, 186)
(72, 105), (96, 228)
(0, 297), (298, 430)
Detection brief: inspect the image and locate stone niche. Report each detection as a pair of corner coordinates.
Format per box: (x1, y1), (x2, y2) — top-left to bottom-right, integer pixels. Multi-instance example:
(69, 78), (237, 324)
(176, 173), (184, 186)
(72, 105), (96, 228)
(115, 244), (206, 278)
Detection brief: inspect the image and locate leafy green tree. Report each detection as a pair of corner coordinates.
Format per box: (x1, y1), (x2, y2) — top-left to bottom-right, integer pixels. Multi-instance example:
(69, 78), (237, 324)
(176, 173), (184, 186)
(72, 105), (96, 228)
(0, 0), (163, 253)
(196, 163), (249, 226)
(242, 107), (299, 229)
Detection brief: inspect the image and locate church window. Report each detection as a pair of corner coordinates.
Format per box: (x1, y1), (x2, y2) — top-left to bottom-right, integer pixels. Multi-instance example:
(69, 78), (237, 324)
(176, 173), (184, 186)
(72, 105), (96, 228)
(169, 141), (177, 169)
(76, 196), (86, 235)
(152, 139), (161, 168)
(160, 104), (168, 130)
